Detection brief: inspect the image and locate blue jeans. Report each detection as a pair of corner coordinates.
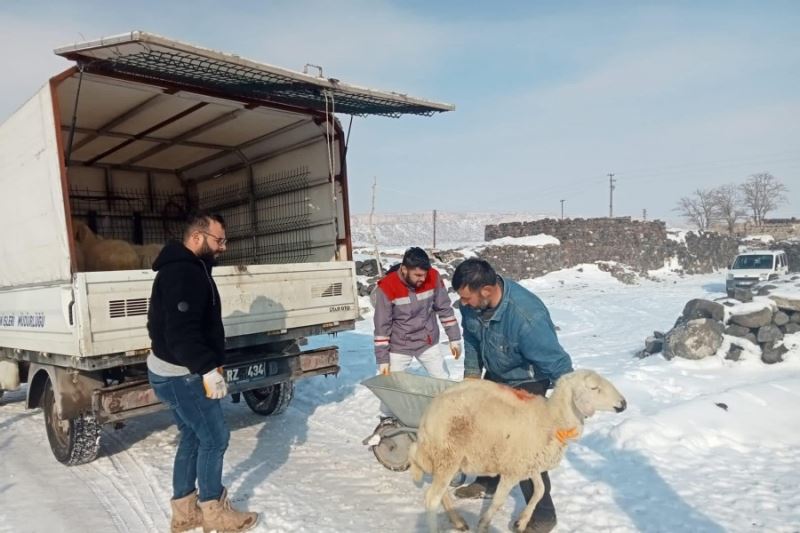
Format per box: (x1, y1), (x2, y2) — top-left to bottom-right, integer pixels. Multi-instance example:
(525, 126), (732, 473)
(148, 371), (230, 502)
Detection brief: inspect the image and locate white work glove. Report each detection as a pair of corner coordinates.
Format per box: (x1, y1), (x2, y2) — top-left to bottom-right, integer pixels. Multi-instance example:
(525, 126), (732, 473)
(378, 363), (390, 375)
(202, 367), (228, 399)
(449, 341), (462, 360)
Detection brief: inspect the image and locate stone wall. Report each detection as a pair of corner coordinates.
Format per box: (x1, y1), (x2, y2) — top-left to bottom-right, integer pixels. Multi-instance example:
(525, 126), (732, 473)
(476, 244), (563, 281)
(486, 217), (667, 272)
(771, 241), (800, 272)
(666, 232), (740, 275)
(479, 217), (739, 281)
(712, 218), (800, 240)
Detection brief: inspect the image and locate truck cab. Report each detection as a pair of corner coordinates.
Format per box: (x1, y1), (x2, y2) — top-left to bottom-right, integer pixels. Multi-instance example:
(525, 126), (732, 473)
(726, 249), (789, 296)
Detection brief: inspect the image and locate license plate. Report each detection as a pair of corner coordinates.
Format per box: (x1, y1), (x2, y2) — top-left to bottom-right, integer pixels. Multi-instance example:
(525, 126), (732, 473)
(225, 361), (269, 385)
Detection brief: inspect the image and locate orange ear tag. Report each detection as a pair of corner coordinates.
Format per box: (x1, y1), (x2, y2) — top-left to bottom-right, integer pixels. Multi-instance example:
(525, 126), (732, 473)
(555, 427), (579, 445)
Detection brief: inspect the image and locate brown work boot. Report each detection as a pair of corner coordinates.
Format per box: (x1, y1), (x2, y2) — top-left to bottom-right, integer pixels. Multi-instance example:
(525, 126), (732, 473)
(170, 490), (202, 533)
(198, 488), (258, 533)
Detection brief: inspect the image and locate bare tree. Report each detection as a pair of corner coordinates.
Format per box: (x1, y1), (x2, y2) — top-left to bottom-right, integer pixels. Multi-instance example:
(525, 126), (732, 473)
(674, 189), (716, 230)
(740, 172), (789, 226)
(711, 184), (746, 234)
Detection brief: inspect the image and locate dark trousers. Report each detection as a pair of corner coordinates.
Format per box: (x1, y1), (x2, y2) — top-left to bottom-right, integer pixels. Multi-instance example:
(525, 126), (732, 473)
(475, 378), (556, 517)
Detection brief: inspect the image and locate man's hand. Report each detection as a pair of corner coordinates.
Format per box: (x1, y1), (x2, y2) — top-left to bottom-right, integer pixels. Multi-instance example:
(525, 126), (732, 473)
(449, 341), (462, 360)
(378, 363), (390, 375)
(202, 367), (228, 399)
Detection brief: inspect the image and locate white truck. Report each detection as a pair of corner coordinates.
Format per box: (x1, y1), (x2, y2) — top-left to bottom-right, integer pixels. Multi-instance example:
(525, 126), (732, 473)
(726, 249), (790, 297)
(0, 31), (453, 465)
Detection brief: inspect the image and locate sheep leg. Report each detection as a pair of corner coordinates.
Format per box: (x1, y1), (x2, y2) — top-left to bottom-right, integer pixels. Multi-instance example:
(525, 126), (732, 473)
(513, 474), (545, 532)
(475, 476), (516, 533)
(441, 490), (468, 531)
(425, 469), (457, 533)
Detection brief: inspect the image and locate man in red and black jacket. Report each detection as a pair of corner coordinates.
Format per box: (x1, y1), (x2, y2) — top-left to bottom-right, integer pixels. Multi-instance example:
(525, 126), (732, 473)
(373, 247), (462, 388)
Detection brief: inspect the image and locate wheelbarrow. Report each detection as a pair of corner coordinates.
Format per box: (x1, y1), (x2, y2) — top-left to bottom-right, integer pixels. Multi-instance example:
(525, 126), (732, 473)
(361, 372), (458, 472)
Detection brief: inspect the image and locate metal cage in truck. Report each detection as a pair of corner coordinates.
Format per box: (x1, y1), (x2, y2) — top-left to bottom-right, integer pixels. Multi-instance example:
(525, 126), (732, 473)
(0, 31), (453, 464)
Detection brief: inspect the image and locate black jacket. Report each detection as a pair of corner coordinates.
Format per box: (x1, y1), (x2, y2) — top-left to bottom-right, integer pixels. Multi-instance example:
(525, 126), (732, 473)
(147, 241), (225, 375)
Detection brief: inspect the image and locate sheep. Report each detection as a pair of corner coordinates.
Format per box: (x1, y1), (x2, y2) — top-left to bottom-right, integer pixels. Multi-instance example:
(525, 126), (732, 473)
(409, 369), (627, 533)
(71, 220), (141, 272)
(132, 243), (164, 269)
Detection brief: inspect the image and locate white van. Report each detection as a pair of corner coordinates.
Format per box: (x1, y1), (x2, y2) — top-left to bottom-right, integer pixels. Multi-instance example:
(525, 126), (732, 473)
(726, 249), (789, 296)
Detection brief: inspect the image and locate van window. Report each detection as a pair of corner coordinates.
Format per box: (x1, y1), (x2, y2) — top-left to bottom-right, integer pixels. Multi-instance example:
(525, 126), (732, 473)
(732, 255), (774, 270)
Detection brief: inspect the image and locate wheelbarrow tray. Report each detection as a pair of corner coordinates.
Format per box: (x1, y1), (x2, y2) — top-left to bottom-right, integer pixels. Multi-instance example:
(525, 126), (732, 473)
(362, 373), (458, 428)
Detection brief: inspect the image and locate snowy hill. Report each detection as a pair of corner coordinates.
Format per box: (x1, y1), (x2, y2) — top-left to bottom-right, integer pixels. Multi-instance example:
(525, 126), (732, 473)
(350, 211), (548, 248)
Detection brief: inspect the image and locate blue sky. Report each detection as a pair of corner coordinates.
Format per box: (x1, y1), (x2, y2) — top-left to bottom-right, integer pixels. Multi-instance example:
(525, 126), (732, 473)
(1, 1), (798, 223)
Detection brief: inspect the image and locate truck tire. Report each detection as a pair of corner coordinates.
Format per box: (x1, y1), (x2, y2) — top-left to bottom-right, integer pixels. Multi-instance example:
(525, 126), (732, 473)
(42, 379), (101, 465)
(243, 381), (294, 416)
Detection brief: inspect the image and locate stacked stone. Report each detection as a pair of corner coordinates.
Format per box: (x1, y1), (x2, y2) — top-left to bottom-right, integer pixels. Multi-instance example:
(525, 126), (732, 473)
(483, 217), (738, 278)
(477, 244), (562, 281)
(355, 259), (381, 296)
(770, 241), (800, 273)
(640, 284), (800, 365)
(485, 217), (667, 273)
(664, 232), (739, 275)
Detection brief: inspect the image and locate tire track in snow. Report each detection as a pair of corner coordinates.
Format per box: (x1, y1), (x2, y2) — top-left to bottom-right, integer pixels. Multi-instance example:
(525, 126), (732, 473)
(100, 428), (171, 525)
(0, 401), (132, 532)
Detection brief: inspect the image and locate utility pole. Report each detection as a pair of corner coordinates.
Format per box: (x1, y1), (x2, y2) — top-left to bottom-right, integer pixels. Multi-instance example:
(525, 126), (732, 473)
(608, 173), (616, 218)
(432, 209), (437, 249)
(643, 208), (647, 221)
(369, 177), (383, 276)
(560, 199), (565, 220)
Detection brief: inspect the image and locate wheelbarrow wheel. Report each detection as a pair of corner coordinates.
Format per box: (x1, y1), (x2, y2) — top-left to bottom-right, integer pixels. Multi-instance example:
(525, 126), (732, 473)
(371, 420), (413, 472)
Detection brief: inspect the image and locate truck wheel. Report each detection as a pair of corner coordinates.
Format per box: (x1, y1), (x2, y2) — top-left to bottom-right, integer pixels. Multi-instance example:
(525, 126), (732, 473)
(243, 381), (294, 416)
(42, 379), (101, 465)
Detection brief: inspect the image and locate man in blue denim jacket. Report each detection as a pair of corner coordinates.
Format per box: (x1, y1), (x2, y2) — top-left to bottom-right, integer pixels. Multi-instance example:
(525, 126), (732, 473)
(451, 258), (573, 533)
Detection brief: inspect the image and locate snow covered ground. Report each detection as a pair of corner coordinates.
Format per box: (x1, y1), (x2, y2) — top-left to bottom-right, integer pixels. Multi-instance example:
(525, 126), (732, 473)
(2, 268), (800, 532)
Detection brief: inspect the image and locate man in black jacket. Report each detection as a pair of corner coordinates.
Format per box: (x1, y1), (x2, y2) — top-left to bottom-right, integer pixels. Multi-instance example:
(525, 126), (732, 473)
(147, 212), (258, 533)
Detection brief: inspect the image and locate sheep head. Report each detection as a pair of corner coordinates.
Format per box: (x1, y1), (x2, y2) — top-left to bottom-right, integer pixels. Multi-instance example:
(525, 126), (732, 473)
(560, 369), (627, 419)
(71, 219), (97, 244)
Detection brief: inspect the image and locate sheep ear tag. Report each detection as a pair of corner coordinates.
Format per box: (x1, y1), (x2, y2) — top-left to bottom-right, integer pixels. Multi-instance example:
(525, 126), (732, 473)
(555, 427), (579, 445)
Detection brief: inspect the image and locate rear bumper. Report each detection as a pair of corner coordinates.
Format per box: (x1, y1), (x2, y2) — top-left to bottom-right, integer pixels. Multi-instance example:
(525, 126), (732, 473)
(726, 278), (759, 291)
(91, 346), (339, 423)
(225, 346), (339, 394)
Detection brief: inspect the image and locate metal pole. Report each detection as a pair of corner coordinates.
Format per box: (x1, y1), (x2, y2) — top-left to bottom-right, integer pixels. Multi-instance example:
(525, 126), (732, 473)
(370, 177), (383, 276)
(560, 200), (565, 220)
(433, 209), (437, 249)
(608, 173), (616, 217)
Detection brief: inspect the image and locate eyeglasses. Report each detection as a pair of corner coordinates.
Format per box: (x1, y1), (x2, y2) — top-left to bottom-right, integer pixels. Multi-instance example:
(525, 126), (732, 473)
(200, 231), (228, 246)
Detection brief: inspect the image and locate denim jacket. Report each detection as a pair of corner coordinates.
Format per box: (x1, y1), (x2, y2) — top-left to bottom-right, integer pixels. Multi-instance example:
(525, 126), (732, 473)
(461, 277), (573, 386)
